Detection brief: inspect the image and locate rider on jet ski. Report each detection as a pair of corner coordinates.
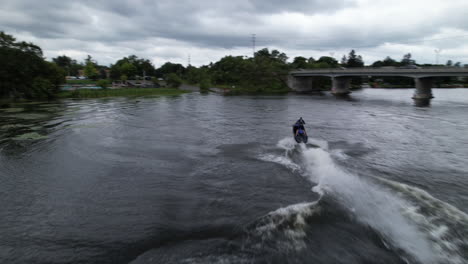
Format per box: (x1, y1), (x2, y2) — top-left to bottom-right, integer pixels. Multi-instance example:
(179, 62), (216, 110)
(292, 117), (306, 135)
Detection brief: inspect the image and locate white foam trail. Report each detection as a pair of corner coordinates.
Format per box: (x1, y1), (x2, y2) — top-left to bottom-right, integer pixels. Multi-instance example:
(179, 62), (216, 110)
(277, 137), (297, 151)
(375, 177), (468, 222)
(330, 149), (349, 160)
(252, 202), (320, 251)
(300, 146), (437, 263)
(375, 177), (468, 264)
(258, 154), (301, 172)
(307, 138), (329, 150)
(262, 137), (467, 263)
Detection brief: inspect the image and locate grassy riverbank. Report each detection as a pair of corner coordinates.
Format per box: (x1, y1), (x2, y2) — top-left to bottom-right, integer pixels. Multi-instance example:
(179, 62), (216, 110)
(58, 88), (188, 98)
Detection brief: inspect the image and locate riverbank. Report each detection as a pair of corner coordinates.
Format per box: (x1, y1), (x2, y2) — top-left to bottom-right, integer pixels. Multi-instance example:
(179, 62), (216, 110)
(57, 88), (189, 98)
(207, 84), (291, 95)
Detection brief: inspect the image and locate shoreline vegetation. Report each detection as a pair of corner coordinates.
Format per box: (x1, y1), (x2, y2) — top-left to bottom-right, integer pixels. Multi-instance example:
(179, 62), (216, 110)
(58, 88), (188, 98)
(0, 88), (188, 106)
(2, 31), (468, 101)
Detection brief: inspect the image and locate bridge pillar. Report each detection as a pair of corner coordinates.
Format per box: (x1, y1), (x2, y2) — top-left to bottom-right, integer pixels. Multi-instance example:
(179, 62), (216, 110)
(331, 77), (351, 95)
(413, 77), (434, 100)
(287, 75), (314, 92)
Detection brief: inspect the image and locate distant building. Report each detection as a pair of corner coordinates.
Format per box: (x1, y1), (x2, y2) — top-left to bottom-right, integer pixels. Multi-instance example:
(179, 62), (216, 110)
(78, 70), (85, 77)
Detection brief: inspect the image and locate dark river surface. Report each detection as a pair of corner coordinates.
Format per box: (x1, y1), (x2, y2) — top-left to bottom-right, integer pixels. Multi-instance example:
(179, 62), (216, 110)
(1, 88), (467, 264)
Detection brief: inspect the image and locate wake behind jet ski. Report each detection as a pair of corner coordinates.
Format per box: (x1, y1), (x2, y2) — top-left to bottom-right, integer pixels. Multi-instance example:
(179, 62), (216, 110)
(293, 117), (308, 143)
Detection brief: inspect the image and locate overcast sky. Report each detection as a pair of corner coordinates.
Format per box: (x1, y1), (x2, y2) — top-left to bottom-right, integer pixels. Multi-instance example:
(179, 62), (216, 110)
(1, 0), (468, 67)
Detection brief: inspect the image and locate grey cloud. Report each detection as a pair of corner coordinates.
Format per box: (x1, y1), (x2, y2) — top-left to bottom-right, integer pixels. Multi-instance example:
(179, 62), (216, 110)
(248, 0), (352, 13)
(1, 0), (353, 45)
(1, 0), (468, 65)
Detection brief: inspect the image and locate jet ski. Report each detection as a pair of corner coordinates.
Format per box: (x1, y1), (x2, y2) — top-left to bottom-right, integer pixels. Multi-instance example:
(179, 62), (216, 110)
(293, 124), (308, 143)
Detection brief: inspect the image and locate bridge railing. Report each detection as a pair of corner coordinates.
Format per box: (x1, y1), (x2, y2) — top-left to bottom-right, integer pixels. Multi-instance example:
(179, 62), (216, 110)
(290, 67), (468, 74)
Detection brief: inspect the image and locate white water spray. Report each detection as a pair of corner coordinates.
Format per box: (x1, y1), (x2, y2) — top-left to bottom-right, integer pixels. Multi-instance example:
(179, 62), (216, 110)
(301, 146), (436, 263)
(268, 138), (446, 263)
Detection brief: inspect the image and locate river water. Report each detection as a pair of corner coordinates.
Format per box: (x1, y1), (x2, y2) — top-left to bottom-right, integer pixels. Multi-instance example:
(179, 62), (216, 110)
(1, 89), (467, 264)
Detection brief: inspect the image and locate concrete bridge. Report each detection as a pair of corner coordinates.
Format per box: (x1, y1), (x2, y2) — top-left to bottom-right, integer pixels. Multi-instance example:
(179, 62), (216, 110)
(288, 67), (468, 102)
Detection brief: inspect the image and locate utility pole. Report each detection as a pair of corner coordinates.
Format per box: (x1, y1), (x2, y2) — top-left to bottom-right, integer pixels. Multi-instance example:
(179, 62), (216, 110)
(188, 54), (191, 67)
(252, 34), (256, 57)
(434, 49), (442, 65)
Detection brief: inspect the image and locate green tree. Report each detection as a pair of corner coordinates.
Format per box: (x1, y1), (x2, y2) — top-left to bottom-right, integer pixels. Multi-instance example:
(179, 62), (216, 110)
(185, 65), (211, 85)
(340, 55), (347, 65)
(53, 55), (72, 68)
(52, 55), (83, 76)
(110, 55), (156, 80)
(85, 55), (96, 65)
(84, 61), (99, 80)
(30, 77), (54, 98)
(199, 78), (211, 92)
(254, 48), (288, 63)
(203, 48), (290, 93)
(383, 56), (398, 66)
(210, 55), (247, 84)
(119, 62), (137, 79)
(345, 50), (364, 67)
(372, 56), (399, 67)
(0, 31), (65, 99)
(291, 56), (308, 69)
(166, 73), (183, 88)
(316, 56), (339, 67)
(155, 62), (186, 78)
(342, 50), (364, 86)
(0, 31), (15, 47)
(121, 74), (128, 82)
(124, 55), (156, 76)
(401, 53), (415, 66)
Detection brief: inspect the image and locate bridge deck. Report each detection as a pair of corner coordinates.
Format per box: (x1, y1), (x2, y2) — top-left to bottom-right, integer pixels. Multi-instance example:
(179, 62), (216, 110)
(290, 67), (468, 78)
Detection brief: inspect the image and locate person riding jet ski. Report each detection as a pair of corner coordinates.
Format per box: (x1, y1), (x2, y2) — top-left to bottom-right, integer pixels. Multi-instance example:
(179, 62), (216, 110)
(293, 117), (308, 143)
(292, 117), (306, 135)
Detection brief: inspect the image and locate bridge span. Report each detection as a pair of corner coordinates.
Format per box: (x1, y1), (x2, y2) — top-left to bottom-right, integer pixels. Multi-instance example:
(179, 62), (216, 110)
(288, 67), (468, 102)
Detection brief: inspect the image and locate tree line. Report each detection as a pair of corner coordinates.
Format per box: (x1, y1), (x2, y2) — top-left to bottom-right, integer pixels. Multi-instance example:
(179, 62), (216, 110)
(0, 32), (64, 99)
(55, 48), (466, 93)
(1, 31), (466, 99)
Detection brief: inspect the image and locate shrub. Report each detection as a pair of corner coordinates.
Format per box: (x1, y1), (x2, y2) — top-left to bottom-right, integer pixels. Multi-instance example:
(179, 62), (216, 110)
(30, 77), (54, 99)
(97, 79), (110, 89)
(166, 73), (182, 88)
(199, 79), (210, 92)
(70, 89), (81, 98)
